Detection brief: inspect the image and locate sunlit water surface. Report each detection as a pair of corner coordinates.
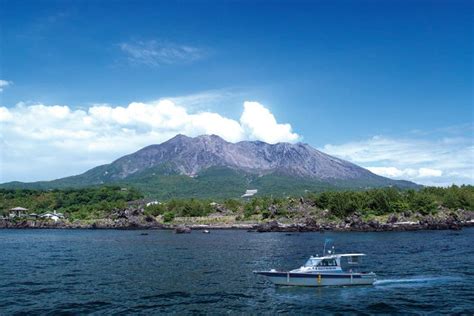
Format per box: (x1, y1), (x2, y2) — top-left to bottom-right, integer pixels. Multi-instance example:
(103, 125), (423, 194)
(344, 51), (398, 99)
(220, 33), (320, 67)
(0, 228), (473, 314)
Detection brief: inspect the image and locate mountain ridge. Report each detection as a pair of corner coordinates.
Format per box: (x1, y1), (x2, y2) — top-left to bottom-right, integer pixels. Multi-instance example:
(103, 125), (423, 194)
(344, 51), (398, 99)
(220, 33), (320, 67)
(0, 134), (419, 198)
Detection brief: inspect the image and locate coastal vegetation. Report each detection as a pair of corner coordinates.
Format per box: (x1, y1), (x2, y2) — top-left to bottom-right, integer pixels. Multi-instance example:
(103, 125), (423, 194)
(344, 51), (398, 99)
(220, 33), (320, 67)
(1, 185), (472, 223)
(0, 186), (142, 220)
(146, 185), (473, 220)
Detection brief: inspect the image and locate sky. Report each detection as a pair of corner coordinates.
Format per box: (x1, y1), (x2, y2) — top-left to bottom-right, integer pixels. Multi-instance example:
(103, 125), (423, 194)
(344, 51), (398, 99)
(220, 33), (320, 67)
(0, 0), (472, 186)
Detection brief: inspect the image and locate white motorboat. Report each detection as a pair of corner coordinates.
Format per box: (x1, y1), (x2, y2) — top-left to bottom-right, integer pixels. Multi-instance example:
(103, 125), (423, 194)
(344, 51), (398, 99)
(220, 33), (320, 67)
(254, 244), (376, 287)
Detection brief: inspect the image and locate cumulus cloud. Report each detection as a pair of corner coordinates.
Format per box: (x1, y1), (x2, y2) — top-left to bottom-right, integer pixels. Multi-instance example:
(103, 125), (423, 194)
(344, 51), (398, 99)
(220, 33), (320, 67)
(0, 99), (298, 182)
(366, 167), (443, 179)
(119, 40), (205, 66)
(240, 101), (299, 143)
(0, 80), (12, 92)
(323, 134), (474, 186)
(418, 168), (443, 178)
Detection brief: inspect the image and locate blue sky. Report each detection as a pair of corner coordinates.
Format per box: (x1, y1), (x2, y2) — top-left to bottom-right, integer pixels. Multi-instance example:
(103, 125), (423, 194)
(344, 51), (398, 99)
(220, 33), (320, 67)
(0, 0), (472, 185)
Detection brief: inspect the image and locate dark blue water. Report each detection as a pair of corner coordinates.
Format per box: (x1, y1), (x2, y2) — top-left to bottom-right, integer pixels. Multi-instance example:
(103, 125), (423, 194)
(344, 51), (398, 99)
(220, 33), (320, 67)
(0, 229), (473, 314)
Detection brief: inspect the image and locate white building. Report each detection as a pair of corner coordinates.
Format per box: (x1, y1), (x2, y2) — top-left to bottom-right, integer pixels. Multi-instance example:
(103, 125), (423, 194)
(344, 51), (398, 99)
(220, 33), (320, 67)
(41, 210), (64, 222)
(241, 189), (258, 198)
(146, 200), (161, 207)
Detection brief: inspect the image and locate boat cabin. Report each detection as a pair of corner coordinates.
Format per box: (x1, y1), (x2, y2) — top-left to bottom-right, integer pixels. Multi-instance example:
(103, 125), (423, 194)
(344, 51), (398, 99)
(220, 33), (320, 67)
(300, 254), (366, 273)
(304, 257), (338, 267)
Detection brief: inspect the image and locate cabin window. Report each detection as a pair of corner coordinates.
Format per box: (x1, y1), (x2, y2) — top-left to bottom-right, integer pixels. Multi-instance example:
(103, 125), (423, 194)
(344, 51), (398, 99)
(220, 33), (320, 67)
(348, 256), (360, 264)
(304, 259), (318, 267)
(318, 259), (337, 266)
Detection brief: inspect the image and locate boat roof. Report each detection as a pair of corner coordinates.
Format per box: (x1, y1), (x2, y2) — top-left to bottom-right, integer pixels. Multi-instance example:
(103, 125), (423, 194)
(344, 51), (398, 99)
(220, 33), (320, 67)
(310, 253), (366, 259)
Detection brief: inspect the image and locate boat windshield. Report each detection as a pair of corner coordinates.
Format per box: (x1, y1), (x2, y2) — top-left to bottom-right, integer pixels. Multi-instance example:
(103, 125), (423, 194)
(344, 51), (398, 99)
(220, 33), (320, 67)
(304, 258), (339, 267)
(318, 259), (338, 266)
(304, 258), (320, 267)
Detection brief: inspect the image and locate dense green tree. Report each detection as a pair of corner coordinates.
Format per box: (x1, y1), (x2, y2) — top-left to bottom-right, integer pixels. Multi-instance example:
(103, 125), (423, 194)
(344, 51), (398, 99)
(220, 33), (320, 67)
(163, 211), (175, 222)
(408, 192), (437, 215)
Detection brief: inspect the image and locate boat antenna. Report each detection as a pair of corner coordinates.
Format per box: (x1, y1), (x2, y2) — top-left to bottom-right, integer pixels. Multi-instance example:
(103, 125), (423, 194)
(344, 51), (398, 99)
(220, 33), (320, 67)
(323, 238), (332, 255)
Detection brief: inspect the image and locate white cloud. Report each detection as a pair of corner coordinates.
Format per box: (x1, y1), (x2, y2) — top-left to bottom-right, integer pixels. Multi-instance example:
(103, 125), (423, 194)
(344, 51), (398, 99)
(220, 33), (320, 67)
(119, 40), (205, 66)
(167, 89), (242, 113)
(418, 168), (443, 178)
(323, 134), (474, 186)
(0, 107), (13, 121)
(0, 80), (12, 92)
(366, 167), (442, 179)
(0, 99), (298, 182)
(240, 101), (299, 143)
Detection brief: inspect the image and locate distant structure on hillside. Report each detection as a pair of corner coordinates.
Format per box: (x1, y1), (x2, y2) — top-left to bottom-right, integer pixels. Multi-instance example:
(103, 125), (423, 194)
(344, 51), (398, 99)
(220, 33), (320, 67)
(9, 207), (28, 218)
(3, 207), (65, 221)
(146, 200), (160, 207)
(41, 210), (64, 222)
(241, 189), (258, 198)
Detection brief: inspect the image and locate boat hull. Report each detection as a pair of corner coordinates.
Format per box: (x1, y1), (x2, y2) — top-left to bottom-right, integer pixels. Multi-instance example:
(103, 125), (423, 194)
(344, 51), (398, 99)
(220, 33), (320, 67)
(255, 271), (376, 286)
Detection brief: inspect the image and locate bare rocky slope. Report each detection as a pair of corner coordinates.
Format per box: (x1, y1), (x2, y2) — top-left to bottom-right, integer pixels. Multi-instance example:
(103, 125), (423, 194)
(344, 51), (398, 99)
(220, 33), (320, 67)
(110, 134), (380, 180)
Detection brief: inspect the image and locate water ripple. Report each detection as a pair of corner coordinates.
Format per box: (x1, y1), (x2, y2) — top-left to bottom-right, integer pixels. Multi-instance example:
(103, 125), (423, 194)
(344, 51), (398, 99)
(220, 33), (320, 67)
(0, 228), (473, 314)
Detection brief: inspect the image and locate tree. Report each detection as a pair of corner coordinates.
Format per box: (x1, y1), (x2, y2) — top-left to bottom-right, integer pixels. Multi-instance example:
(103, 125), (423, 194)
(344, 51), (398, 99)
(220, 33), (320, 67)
(410, 193), (436, 215)
(163, 211), (175, 222)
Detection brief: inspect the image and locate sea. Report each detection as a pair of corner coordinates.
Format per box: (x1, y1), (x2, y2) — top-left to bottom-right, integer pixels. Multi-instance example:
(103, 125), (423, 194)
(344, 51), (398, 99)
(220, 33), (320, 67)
(0, 228), (473, 314)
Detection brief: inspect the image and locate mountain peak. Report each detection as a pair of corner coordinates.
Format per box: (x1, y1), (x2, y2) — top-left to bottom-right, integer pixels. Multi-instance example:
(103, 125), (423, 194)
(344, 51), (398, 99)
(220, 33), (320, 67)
(166, 134), (227, 144)
(195, 134), (228, 143)
(196, 134), (224, 140)
(102, 134), (415, 185)
(167, 134), (191, 142)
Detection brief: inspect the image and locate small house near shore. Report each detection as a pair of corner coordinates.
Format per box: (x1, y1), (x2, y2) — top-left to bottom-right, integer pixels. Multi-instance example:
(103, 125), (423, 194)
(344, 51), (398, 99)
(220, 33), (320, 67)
(41, 210), (64, 222)
(9, 207), (29, 218)
(4, 208), (66, 221)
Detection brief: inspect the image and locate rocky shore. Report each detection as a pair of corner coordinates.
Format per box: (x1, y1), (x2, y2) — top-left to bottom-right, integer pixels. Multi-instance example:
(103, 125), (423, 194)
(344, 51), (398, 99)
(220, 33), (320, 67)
(1, 204), (473, 232)
(1, 214), (473, 232)
(251, 216), (474, 233)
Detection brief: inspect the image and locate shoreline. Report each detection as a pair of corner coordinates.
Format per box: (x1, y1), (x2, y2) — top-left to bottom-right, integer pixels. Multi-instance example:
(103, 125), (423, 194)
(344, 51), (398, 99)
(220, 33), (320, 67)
(1, 218), (473, 232)
(3, 202), (473, 232)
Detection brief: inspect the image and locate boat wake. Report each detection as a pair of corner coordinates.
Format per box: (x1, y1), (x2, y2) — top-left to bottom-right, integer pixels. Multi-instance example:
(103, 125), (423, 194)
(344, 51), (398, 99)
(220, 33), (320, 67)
(374, 276), (461, 287)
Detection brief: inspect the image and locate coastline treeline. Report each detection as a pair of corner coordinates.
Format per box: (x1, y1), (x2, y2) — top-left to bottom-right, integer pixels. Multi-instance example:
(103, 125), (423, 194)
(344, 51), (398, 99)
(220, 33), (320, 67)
(0, 186), (142, 220)
(1, 185), (473, 221)
(144, 185), (473, 221)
